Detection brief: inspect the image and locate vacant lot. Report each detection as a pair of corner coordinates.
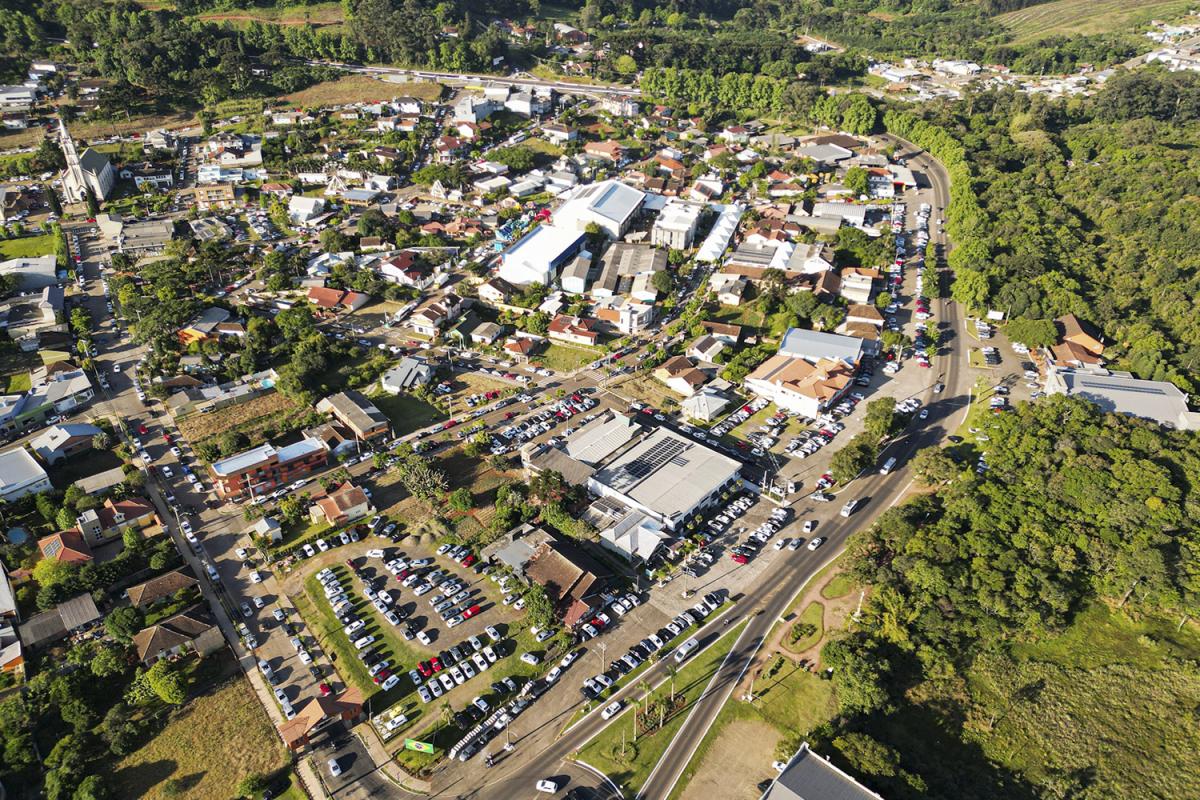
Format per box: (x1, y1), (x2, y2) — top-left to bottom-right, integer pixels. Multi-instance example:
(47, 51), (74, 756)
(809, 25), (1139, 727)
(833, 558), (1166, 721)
(998, 0), (1192, 43)
(371, 391), (446, 437)
(177, 392), (305, 454)
(0, 233), (55, 260)
(280, 76), (443, 108)
(112, 668), (287, 800)
(533, 342), (598, 373)
(617, 373), (680, 411)
(198, 0), (345, 27)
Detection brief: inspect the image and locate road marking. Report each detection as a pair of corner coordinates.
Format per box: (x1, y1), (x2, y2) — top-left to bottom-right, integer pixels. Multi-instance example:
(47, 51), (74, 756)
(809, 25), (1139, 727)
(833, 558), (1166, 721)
(574, 758), (625, 800)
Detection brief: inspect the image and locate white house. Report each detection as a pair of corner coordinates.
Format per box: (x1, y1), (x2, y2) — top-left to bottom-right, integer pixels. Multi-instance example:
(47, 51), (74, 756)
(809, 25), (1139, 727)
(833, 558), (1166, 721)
(288, 196), (325, 226)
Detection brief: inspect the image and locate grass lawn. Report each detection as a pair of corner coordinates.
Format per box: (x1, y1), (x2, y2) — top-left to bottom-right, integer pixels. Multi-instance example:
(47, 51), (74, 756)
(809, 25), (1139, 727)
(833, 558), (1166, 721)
(533, 342), (600, 373)
(111, 660), (288, 800)
(998, 0), (1191, 43)
(177, 392), (305, 456)
(4, 371), (29, 393)
(48, 448), (125, 491)
(0, 233), (55, 259)
(197, 0), (345, 26)
(370, 391), (446, 437)
(820, 572), (855, 600)
(576, 620), (746, 795)
(780, 602), (824, 654)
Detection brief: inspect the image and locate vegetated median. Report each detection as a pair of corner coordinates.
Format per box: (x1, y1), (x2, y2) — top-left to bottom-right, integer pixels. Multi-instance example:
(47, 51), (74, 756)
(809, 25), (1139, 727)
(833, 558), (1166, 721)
(575, 620), (747, 796)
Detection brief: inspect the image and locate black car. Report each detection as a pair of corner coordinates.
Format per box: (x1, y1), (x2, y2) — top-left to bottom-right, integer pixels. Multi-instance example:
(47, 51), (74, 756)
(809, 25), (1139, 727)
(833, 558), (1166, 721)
(361, 651), (382, 667)
(439, 650), (456, 666)
(610, 659), (630, 675)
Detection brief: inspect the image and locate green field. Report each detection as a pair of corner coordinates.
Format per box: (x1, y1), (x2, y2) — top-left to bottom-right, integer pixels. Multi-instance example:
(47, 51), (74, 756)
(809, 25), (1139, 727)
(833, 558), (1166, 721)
(998, 0), (1193, 43)
(576, 621), (747, 795)
(370, 391), (446, 436)
(0, 233), (55, 260)
(533, 342), (601, 373)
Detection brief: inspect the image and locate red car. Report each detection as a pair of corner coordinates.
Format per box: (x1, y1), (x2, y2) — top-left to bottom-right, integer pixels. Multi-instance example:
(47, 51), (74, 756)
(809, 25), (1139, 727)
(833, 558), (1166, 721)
(504, 411), (518, 420)
(731, 554), (749, 565)
(429, 657), (443, 672)
(461, 604), (481, 619)
(372, 669), (392, 685)
(460, 554), (476, 567)
(345, 559), (356, 571)
(318, 683), (332, 696)
(138, 424), (148, 435)
(417, 661), (433, 677)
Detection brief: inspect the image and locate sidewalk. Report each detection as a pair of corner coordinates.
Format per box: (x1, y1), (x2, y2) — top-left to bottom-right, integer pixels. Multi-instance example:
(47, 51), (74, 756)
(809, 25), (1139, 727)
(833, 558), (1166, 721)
(354, 721), (433, 795)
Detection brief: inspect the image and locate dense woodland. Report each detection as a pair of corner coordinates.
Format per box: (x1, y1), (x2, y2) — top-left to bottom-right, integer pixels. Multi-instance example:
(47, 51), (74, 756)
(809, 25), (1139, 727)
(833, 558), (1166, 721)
(891, 69), (1200, 390)
(813, 395), (1200, 799)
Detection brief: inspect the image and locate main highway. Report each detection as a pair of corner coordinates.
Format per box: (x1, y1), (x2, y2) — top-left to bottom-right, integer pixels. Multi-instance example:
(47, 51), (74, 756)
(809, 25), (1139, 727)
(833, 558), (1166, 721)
(448, 136), (964, 800)
(301, 59), (641, 98)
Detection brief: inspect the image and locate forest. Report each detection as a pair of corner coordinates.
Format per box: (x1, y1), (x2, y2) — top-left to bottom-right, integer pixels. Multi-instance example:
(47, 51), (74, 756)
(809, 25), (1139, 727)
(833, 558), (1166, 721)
(888, 69), (1200, 390)
(811, 395), (1200, 799)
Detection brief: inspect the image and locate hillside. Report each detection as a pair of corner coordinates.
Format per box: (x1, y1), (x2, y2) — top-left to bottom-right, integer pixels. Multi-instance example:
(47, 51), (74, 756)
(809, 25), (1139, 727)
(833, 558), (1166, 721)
(998, 0), (1195, 43)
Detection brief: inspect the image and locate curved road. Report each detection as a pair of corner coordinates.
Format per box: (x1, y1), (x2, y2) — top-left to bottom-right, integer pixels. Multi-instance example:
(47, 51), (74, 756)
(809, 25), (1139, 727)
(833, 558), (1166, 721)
(462, 136), (963, 800)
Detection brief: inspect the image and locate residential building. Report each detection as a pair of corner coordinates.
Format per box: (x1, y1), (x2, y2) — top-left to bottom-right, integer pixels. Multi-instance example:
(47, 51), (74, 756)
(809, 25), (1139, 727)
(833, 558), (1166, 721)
(688, 335), (727, 363)
(0, 447), (51, 500)
(839, 269), (876, 304)
(192, 183), (237, 210)
(845, 304), (884, 328)
(179, 307), (232, 345)
(408, 293), (463, 338)
(498, 224), (587, 287)
(1044, 367), (1200, 430)
(654, 355), (708, 397)
(288, 195), (326, 226)
(761, 741), (884, 800)
(130, 606), (223, 665)
(37, 529), (92, 565)
(76, 466), (128, 496)
(542, 123), (577, 145)
(316, 391), (390, 442)
(680, 387), (731, 422)
(548, 314), (599, 346)
(30, 423), (102, 465)
(305, 286), (369, 314)
(553, 180), (645, 239)
(786, 242), (835, 274)
(75, 496), (160, 546)
(251, 516), (283, 544)
(592, 298), (655, 335)
(0, 85), (35, 109)
(126, 569), (198, 609)
(583, 140), (624, 163)
(19, 594), (100, 650)
(96, 214), (175, 255)
(710, 272), (748, 306)
(208, 437), (330, 501)
(651, 199), (704, 250)
(380, 357), (434, 394)
(309, 482), (374, 527)
(503, 336), (543, 361)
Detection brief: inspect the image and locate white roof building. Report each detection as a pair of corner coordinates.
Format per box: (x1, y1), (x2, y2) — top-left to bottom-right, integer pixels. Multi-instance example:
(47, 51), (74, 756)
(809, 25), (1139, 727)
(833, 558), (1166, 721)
(552, 180), (645, 240)
(696, 203), (744, 263)
(0, 447), (51, 501)
(288, 195), (325, 226)
(498, 224), (587, 287)
(651, 198), (704, 250)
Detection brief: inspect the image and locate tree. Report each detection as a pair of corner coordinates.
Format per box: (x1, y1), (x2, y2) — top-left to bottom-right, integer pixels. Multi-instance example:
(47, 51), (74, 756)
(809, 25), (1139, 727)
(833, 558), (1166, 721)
(33, 556), (75, 589)
(104, 606), (143, 644)
(823, 637), (890, 714)
(951, 268), (989, 310)
(830, 435), (877, 484)
(843, 165), (869, 196)
(524, 582), (556, 630)
(1005, 317), (1058, 348)
(833, 732), (900, 778)
(91, 431), (112, 451)
(614, 54), (638, 75)
(56, 507), (76, 531)
(145, 660), (187, 705)
(447, 487), (472, 511)
(236, 773), (268, 799)
(874, 291), (893, 311)
(862, 398), (898, 441)
(100, 703), (140, 756)
(45, 184), (62, 215)
(909, 446), (960, 485)
(91, 643), (129, 678)
(651, 269), (673, 296)
(84, 187), (100, 218)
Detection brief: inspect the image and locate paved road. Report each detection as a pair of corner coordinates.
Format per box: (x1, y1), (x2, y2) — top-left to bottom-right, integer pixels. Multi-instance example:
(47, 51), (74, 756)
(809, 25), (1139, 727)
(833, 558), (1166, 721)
(302, 60), (640, 98)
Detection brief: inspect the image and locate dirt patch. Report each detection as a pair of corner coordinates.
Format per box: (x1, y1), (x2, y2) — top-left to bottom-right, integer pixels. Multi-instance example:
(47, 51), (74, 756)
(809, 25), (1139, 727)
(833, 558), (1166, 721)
(177, 392), (304, 451)
(678, 719), (780, 800)
(281, 76), (444, 107)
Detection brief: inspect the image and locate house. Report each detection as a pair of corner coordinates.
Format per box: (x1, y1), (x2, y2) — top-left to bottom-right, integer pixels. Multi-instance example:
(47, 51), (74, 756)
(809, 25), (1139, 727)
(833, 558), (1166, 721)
(761, 741), (884, 800)
(456, 120), (491, 140)
(593, 298), (655, 335)
(408, 293), (463, 338)
(380, 357), (434, 394)
(710, 273), (748, 306)
(0, 447), (51, 501)
(306, 287), (369, 314)
(701, 321), (744, 344)
(75, 496), (159, 545)
(845, 304), (884, 328)
(583, 140), (624, 163)
(503, 336), (543, 361)
(378, 252), (433, 289)
(288, 195), (326, 226)
(680, 387), (731, 422)
(76, 466), (128, 496)
(278, 688), (365, 752)
(309, 481), (374, 527)
(251, 516), (283, 544)
(839, 270), (876, 305)
(548, 314), (599, 346)
(316, 391), (390, 442)
(786, 242), (835, 275)
(719, 124), (750, 144)
(483, 523), (607, 627)
(131, 606), (223, 665)
(688, 335), (727, 363)
(505, 89), (552, 117)
(341, 188), (379, 208)
(179, 307), (232, 345)
(37, 529), (93, 565)
(18, 594), (100, 650)
(478, 277), (517, 305)
(192, 183), (237, 210)
(467, 321), (502, 346)
(433, 136), (465, 163)
(1051, 313), (1105, 366)
(29, 423), (102, 465)
(553, 22), (588, 43)
(543, 123), (576, 145)
(651, 199), (704, 250)
(0, 254), (57, 291)
(126, 569), (198, 609)
(745, 355), (856, 419)
(654, 355), (708, 397)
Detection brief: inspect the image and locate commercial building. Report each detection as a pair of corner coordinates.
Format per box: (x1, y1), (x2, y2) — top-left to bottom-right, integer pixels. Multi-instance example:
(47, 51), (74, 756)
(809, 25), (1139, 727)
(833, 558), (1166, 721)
(696, 203), (744, 263)
(380, 357), (434, 393)
(482, 523), (608, 627)
(761, 741), (883, 800)
(745, 355), (855, 419)
(589, 243), (667, 301)
(309, 481), (374, 527)
(651, 198), (704, 250)
(779, 327), (871, 366)
(1044, 367), (1200, 430)
(209, 437), (330, 500)
(552, 179), (646, 239)
(0, 254), (56, 291)
(498, 224), (587, 287)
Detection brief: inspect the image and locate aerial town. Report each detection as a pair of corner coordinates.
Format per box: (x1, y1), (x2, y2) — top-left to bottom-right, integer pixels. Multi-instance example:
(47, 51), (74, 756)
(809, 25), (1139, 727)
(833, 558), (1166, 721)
(0, 3), (1197, 800)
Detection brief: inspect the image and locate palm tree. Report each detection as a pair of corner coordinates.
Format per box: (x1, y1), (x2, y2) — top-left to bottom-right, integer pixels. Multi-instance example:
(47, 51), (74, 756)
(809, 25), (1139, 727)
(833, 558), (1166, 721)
(665, 663), (678, 703)
(630, 696), (641, 743)
(438, 700), (453, 735)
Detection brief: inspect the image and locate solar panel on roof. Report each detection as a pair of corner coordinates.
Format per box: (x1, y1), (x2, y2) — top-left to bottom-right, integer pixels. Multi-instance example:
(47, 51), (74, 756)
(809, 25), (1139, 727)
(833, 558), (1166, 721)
(1077, 379), (1167, 395)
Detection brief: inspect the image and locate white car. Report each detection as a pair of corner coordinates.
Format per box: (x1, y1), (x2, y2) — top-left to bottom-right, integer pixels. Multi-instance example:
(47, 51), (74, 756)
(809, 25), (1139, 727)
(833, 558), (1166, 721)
(536, 779), (560, 794)
(803, 520), (816, 533)
(249, 571), (263, 584)
(807, 537), (826, 551)
(328, 758), (342, 777)
(601, 700), (623, 720)
(417, 630), (432, 645)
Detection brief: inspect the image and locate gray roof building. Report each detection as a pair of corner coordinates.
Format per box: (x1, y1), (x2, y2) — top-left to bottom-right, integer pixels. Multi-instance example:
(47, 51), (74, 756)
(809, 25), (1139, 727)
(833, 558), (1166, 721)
(1044, 367), (1200, 430)
(564, 411), (639, 465)
(590, 243), (667, 299)
(0, 254), (56, 290)
(76, 465), (129, 495)
(380, 356), (434, 393)
(779, 328), (867, 366)
(762, 742), (883, 800)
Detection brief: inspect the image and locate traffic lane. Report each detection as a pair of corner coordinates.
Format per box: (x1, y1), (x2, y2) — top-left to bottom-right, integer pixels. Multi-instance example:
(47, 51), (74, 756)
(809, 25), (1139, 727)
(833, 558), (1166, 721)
(451, 759), (623, 800)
